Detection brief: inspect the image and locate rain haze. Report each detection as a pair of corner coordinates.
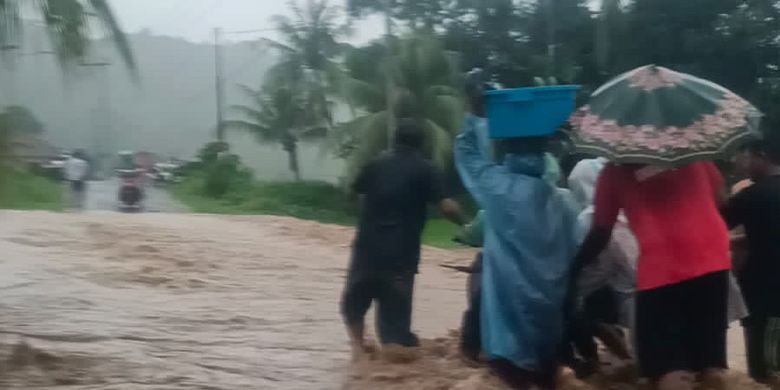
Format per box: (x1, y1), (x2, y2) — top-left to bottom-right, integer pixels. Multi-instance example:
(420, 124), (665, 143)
(112, 0), (384, 45)
(1, 0), (779, 389)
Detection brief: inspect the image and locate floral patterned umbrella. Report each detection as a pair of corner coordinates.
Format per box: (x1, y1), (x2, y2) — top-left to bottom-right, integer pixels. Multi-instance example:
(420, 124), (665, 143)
(570, 65), (762, 166)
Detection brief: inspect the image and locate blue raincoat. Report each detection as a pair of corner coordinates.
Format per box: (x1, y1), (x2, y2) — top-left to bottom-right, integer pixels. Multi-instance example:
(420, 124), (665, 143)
(454, 114), (580, 370)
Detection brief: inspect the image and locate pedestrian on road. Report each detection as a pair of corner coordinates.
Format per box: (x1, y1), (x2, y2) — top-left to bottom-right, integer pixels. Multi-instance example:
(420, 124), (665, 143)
(341, 119), (465, 361)
(722, 133), (780, 387)
(64, 150), (89, 211)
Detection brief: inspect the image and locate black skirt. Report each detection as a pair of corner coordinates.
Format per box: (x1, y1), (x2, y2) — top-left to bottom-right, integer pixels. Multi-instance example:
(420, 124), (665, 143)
(635, 270), (728, 379)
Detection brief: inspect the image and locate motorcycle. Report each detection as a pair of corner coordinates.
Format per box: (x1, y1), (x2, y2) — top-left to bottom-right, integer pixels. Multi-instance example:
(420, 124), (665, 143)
(117, 168), (145, 212)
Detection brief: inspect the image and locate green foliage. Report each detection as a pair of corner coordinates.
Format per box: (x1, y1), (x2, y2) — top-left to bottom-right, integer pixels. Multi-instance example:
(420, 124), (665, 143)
(441, 0), (537, 87)
(0, 125), (8, 192)
(196, 141), (229, 168)
(0, 168), (62, 211)
(0, 106), (45, 134)
(0, 0), (136, 74)
(336, 34), (464, 181)
(264, 0), (350, 128)
(174, 175), (357, 225)
(257, 0), (780, 188)
(0, 105), (45, 190)
(347, 0), (451, 30)
(173, 172), (461, 247)
(226, 86), (327, 181)
(203, 153), (253, 198)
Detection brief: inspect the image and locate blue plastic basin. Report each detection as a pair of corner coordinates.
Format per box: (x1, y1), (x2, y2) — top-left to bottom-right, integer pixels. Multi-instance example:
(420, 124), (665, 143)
(485, 86), (580, 139)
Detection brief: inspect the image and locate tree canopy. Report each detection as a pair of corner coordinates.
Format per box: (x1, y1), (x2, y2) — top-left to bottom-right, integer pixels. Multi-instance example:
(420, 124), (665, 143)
(253, 0), (780, 185)
(0, 0), (136, 75)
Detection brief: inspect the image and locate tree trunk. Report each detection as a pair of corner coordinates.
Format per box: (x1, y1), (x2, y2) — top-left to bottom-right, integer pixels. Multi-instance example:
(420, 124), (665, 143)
(287, 143), (301, 181)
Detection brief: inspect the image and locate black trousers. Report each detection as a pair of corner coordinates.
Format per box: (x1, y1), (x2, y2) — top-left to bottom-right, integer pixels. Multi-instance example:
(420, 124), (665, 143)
(562, 286), (620, 365)
(341, 269), (419, 347)
(744, 315), (780, 383)
(461, 253), (483, 355)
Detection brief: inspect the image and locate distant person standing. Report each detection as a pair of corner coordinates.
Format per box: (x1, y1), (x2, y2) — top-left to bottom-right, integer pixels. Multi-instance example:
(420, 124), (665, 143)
(64, 150), (89, 210)
(341, 119), (464, 360)
(722, 134), (780, 387)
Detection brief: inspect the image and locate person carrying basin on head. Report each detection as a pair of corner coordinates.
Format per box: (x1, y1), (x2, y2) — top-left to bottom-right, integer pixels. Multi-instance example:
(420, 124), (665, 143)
(455, 73), (580, 389)
(340, 119), (466, 361)
(452, 152), (570, 366)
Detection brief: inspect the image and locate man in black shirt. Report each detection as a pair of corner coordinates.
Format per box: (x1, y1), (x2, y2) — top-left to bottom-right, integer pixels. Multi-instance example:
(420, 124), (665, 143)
(341, 119), (465, 360)
(722, 133), (780, 385)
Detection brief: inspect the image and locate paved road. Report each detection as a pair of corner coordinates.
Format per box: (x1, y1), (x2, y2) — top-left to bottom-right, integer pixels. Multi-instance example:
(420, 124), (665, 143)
(85, 179), (187, 213)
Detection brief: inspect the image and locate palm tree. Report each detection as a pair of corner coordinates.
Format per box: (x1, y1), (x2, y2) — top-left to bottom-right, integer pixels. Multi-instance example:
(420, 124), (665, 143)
(226, 86), (326, 181)
(0, 0), (135, 74)
(265, 0), (350, 128)
(335, 34), (464, 180)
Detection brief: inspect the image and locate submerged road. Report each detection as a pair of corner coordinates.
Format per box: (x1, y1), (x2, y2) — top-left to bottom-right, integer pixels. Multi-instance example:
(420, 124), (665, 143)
(84, 179), (186, 213)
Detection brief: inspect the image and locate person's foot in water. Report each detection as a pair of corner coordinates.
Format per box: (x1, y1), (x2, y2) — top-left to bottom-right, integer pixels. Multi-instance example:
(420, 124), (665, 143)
(459, 345), (483, 367)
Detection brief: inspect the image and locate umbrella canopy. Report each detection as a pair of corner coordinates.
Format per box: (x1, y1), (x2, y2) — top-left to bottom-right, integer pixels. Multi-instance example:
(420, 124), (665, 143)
(570, 65), (762, 166)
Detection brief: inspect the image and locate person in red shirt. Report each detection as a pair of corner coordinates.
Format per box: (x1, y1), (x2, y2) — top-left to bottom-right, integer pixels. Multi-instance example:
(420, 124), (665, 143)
(573, 161), (731, 390)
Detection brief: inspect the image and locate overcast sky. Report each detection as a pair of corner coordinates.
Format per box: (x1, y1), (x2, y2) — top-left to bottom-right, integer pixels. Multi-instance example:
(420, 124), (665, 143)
(110, 0), (384, 45)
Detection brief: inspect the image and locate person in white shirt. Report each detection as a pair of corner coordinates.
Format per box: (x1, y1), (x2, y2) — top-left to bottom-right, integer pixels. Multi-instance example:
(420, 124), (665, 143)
(63, 150), (89, 210)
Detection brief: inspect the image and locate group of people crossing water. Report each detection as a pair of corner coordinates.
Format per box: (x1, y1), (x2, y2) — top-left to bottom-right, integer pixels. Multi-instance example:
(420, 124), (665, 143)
(340, 66), (780, 390)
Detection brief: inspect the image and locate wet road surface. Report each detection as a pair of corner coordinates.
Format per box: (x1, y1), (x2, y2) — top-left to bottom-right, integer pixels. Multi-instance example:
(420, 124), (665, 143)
(85, 179), (186, 213)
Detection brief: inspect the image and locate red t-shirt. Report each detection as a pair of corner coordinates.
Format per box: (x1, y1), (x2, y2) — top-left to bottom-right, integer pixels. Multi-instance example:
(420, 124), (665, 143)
(593, 162), (731, 291)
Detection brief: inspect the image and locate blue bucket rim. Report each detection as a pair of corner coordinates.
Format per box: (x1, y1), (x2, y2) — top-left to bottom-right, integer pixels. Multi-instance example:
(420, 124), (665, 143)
(484, 85), (581, 96)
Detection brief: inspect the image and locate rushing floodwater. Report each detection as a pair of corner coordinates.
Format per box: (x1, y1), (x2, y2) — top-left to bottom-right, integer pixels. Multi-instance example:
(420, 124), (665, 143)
(0, 211), (472, 389)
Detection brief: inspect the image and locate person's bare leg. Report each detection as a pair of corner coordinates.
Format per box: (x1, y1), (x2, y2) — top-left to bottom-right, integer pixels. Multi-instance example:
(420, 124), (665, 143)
(657, 371), (695, 390)
(701, 368), (732, 390)
(345, 320), (366, 361)
(596, 323), (631, 360)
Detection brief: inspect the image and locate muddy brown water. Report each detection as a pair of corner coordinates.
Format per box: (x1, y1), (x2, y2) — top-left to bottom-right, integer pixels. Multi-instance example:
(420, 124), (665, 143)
(0, 211), (759, 389)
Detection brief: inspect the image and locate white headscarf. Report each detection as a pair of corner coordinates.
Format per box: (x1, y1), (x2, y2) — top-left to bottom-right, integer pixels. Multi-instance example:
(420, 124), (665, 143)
(567, 157), (607, 211)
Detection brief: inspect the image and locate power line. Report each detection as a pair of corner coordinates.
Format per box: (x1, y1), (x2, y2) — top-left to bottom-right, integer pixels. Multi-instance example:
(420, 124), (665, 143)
(224, 28), (278, 35)
(179, 49), (267, 104)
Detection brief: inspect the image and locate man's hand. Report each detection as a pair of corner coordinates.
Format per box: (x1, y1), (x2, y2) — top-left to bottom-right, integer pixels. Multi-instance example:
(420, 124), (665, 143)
(439, 198), (467, 227)
(465, 69), (487, 117)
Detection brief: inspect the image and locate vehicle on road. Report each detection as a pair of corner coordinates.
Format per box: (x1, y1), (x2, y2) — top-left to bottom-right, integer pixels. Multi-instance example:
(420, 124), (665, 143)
(116, 151), (145, 212)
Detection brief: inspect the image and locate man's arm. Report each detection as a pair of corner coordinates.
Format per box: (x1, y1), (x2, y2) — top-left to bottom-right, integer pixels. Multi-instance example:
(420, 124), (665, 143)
(349, 162), (372, 202)
(425, 163), (467, 227)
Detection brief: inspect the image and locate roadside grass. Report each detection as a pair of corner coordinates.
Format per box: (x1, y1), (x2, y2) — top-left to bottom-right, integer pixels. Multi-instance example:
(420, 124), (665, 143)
(172, 175), (467, 248)
(0, 168), (63, 211)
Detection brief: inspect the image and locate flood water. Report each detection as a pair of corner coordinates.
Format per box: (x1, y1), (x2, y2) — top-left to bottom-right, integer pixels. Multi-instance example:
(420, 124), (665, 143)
(0, 211), (472, 389)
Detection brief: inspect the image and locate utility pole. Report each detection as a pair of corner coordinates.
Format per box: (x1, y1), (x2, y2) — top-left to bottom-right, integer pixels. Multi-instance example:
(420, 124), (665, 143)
(384, 0), (396, 150)
(1, 44), (19, 106)
(81, 60), (112, 177)
(214, 28), (226, 143)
